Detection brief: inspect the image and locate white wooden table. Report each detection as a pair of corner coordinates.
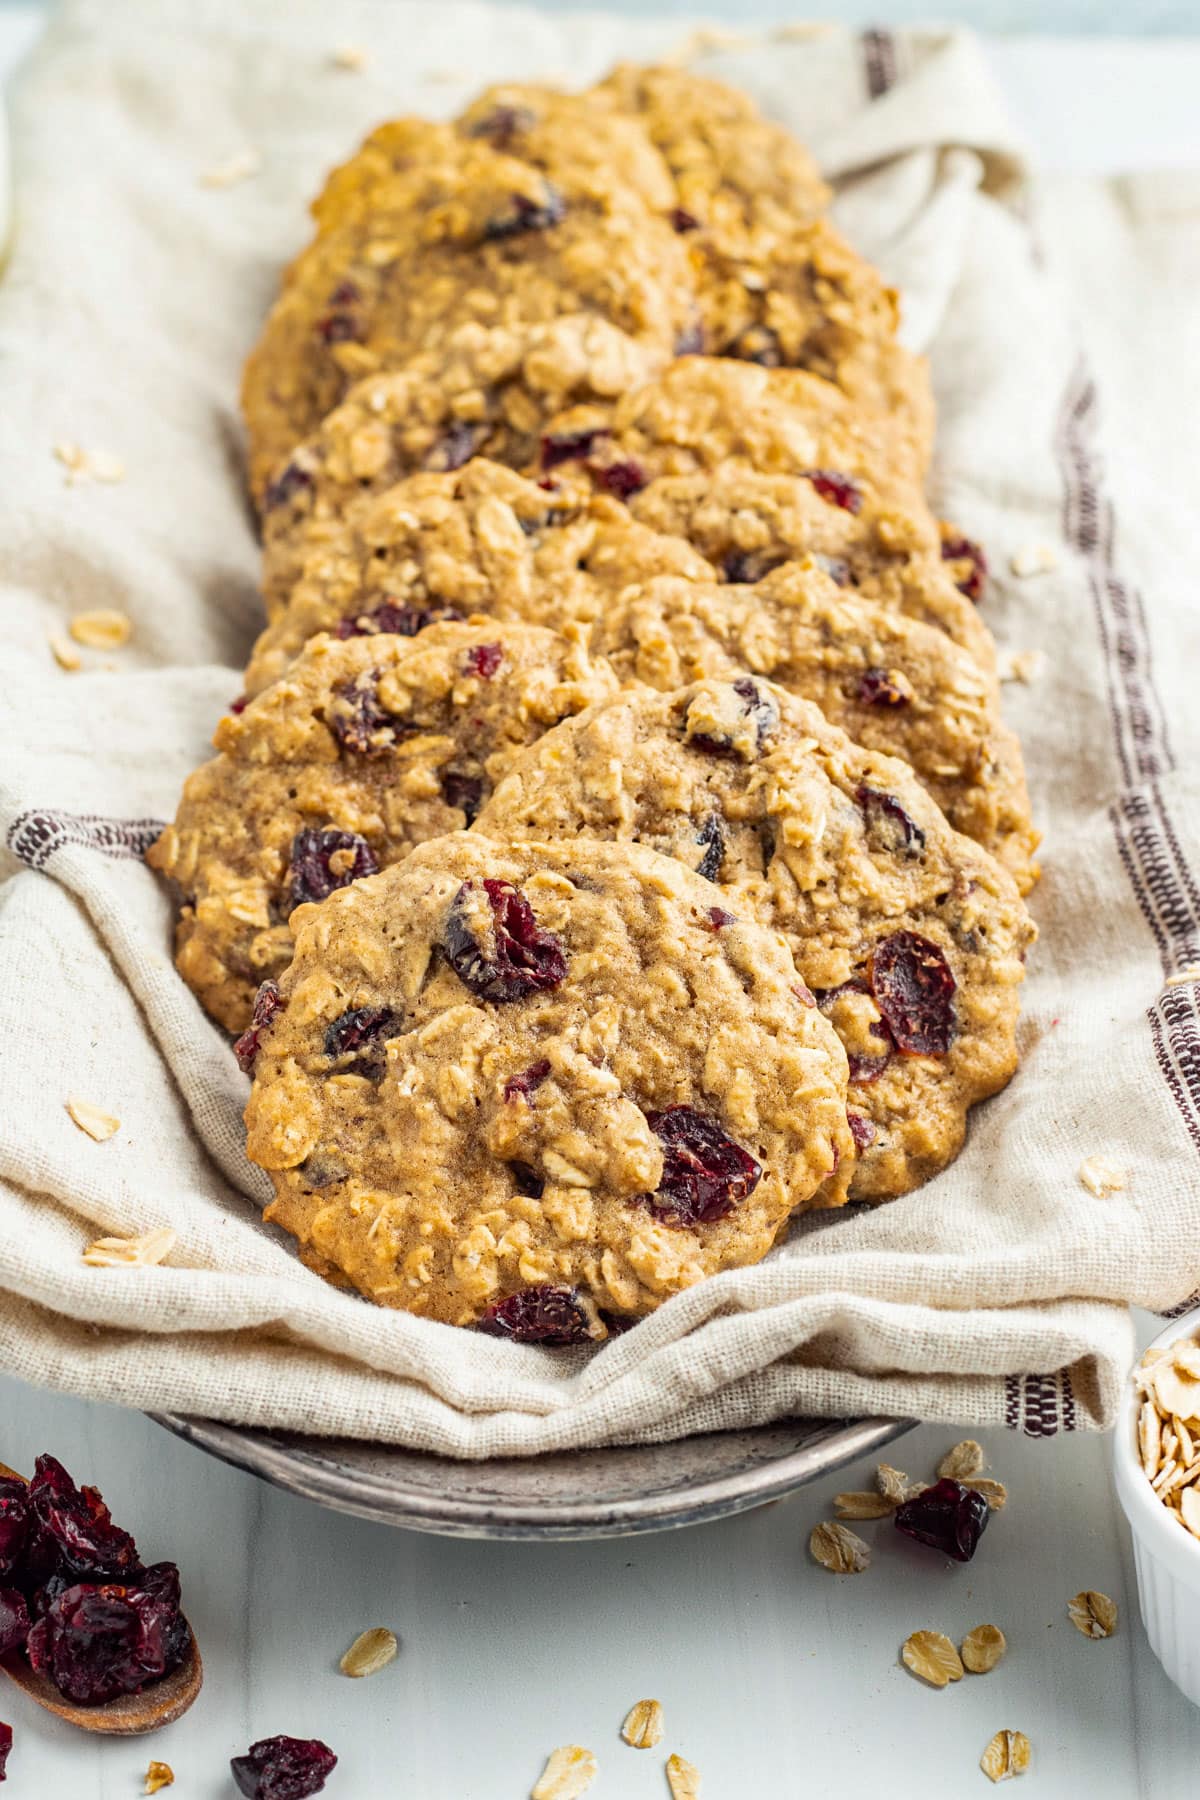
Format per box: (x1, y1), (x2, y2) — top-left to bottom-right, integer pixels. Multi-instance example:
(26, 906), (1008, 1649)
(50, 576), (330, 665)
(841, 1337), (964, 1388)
(3, 12), (1200, 1796)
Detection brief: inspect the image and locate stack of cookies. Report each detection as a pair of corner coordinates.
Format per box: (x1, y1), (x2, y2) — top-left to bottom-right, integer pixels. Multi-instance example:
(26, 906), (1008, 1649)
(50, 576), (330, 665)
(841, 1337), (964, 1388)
(150, 65), (1037, 1345)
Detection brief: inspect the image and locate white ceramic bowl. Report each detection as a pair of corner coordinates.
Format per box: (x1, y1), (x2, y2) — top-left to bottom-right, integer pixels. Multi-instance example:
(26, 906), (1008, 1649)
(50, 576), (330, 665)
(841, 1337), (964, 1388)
(1114, 1306), (1200, 1705)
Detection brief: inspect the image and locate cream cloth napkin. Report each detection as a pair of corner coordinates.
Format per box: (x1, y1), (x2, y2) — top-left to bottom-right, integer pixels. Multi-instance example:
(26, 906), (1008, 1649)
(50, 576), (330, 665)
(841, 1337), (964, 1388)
(1, 0), (1196, 1455)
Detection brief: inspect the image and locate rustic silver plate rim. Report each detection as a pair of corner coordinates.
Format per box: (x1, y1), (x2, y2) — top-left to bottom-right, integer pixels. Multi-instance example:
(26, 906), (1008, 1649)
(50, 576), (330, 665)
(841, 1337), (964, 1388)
(150, 1412), (915, 1540)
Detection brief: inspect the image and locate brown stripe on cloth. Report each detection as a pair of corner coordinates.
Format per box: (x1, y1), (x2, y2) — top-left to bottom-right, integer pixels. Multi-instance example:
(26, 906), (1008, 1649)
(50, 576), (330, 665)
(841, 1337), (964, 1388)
(1055, 358), (1200, 1273)
(860, 27), (898, 101)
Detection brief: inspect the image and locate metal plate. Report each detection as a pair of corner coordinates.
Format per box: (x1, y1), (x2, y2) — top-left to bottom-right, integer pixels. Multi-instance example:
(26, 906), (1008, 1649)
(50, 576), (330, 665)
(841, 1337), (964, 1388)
(151, 1412), (914, 1540)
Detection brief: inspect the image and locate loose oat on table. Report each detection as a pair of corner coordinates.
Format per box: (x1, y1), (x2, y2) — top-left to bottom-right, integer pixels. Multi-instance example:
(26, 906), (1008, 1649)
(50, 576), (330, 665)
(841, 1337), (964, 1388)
(1009, 542), (1059, 578)
(961, 1624), (1007, 1674)
(477, 678), (1034, 1200)
(199, 148), (262, 188)
(144, 1764), (174, 1796)
(620, 1698), (664, 1749)
(53, 441), (125, 484)
(1077, 1155), (1127, 1197)
(48, 631), (81, 671)
(876, 1464), (914, 1504)
(82, 1228), (177, 1269)
(339, 1626), (398, 1677)
(330, 43), (367, 70)
(531, 1746), (598, 1800)
(66, 1097), (120, 1142)
(980, 1729), (1031, 1783)
(665, 1751), (702, 1800)
(592, 564), (1038, 896)
(1000, 650), (1044, 686)
(835, 1491), (896, 1520)
(809, 1521), (870, 1574)
(1067, 1591), (1117, 1640)
(902, 1630), (964, 1688)
(244, 834), (854, 1330)
(964, 1477), (1008, 1511)
(938, 1440), (986, 1481)
(69, 608), (132, 650)
(151, 619), (617, 1033)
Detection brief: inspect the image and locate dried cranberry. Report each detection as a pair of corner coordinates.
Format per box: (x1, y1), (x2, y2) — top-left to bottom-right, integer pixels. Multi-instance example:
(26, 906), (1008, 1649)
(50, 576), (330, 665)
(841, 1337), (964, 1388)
(463, 642), (503, 680)
(424, 420), (485, 472)
(0, 1722), (9, 1782)
(27, 1455), (141, 1585)
(315, 280), (364, 345)
(507, 1161), (545, 1199)
(26, 1563), (188, 1705)
(288, 829), (378, 910)
(541, 426), (608, 470)
(674, 319), (706, 356)
(262, 462), (314, 514)
(644, 1106), (762, 1228)
(465, 102), (535, 147)
(329, 677), (412, 756)
(234, 980), (283, 1073)
(857, 667), (910, 707)
(894, 1478), (990, 1562)
(443, 879), (567, 1002)
(727, 324), (782, 367)
(694, 815), (725, 883)
(847, 1111), (876, 1151)
(478, 1286), (594, 1345)
(483, 185), (565, 240)
(940, 532), (988, 602)
(869, 931), (956, 1056)
(503, 1060), (551, 1102)
(687, 677), (779, 757)
(855, 785), (926, 857)
(322, 1006), (400, 1073)
(707, 906), (734, 930)
(334, 598), (465, 640)
(805, 469), (862, 514)
(0, 1590), (29, 1658)
(440, 771), (484, 822)
(0, 1480), (29, 1578)
(229, 694), (249, 715)
(592, 457), (647, 501)
(670, 206), (700, 232)
(231, 1736), (338, 1800)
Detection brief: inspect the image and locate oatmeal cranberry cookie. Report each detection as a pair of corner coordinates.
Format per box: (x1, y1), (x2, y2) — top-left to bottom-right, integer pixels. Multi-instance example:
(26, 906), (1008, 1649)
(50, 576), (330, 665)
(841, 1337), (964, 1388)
(593, 564), (1039, 894)
(243, 835), (856, 1331)
(478, 680), (1034, 1199)
(590, 62), (830, 239)
(310, 84), (679, 233)
(538, 357), (990, 668)
(243, 461), (714, 698)
(241, 122), (697, 501)
(147, 622), (616, 1033)
(258, 315), (666, 617)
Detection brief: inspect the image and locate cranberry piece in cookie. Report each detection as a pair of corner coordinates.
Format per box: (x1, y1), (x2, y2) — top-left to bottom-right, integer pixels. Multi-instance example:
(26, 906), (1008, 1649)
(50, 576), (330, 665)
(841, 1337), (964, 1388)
(440, 771), (484, 823)
(855, 785), (927, 858)
(685, 677), (780, 758)
(483, 185), (566, 240)
(857, 666), (911, 708)
(940, 528), (989, 602)
(288, 829), (379, 910)
(334, 599), (465, 640)
(323, 1006), (401, 1073)
(443, 879), (567, 1002)
(644, 1106), (762, 1228)
(463, 643), (503, 681)
(503, 1060), (551, 1102)
(805, 469), (862, 514)
(869, 930), (956, 1056)
(234, 981), (284, 1073)
(478, 1285), (598, 1345)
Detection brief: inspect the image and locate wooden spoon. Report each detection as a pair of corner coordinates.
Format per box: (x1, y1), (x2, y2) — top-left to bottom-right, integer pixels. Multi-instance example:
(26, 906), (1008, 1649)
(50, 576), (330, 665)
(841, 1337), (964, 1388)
(0, 1460), (202, 1735)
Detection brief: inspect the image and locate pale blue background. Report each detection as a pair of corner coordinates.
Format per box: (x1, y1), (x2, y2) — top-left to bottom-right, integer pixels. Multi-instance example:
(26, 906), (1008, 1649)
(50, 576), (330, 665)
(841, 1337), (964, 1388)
(1, 0), (1200, 30)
